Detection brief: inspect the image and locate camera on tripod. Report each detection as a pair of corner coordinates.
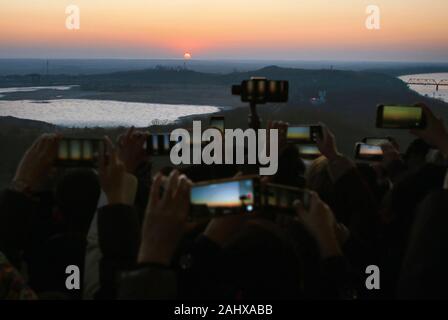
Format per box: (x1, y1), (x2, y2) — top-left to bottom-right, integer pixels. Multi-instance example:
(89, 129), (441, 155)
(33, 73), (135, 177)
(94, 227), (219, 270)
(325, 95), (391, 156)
(232, 77), (289, 104)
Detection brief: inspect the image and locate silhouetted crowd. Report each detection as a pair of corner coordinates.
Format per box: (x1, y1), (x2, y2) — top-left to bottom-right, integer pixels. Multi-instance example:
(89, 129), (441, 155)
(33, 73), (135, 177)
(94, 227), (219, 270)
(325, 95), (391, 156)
(1, 103), (448, 300)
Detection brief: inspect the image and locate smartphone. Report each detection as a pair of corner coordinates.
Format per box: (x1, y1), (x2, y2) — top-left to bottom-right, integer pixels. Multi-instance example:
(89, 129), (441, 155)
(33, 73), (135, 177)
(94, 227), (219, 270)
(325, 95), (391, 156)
(209, 116), (225, 132)
(190, 176), (260, 219)
(232, 77), (289, 104)
(376, 105), (426, 129)
(146, 133), (173, 156)
(262, 184), (311, 213)
(355, 143), (384, 162)
(362, 137), (392, 146)
(56, 138), (104, 167)
(287, 125), (323, 144)
(297, 145), (322, 160)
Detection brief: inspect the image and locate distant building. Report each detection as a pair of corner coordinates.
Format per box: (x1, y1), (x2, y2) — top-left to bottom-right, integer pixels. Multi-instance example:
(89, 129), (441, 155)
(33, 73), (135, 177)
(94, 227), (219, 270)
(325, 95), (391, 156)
(310, 90), (327, 105)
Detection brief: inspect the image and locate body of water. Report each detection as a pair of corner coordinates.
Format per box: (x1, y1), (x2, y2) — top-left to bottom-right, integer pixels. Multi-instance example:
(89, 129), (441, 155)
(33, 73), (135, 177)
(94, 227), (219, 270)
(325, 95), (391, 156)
(1, 74), (447, 127)
(0, 99), (220, 127)
(0, 85), (76, 94)
(399, 73), (448, 103)
(0, 86), (221, 127)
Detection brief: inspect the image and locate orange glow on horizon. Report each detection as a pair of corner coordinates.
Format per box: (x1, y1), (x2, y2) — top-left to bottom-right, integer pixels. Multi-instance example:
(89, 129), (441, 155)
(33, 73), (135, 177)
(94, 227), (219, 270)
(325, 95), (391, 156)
(0, 0), (447, 60)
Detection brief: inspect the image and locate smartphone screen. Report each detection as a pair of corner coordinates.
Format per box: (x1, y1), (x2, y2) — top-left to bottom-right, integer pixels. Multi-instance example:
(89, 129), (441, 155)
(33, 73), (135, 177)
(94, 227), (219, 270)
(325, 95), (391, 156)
(146, 134), (171, 156)
(57, 138), (102, 166)
(377, 105), (425, 129)
(244, 78), (267, 103)
(162, 134), (170, 152)
(356, 143), (384, 161)
(287, 126), (311, 142)
(268, 80), (289, 102)
(83, 140), (93, 160)
(190, 178), (256, 218)
(298, 145), (322, 160)
(287, 125), (322, 143)
(152, 135), (159, 153)
(263, 184), (311, 213)
(58, 140), (69, 160)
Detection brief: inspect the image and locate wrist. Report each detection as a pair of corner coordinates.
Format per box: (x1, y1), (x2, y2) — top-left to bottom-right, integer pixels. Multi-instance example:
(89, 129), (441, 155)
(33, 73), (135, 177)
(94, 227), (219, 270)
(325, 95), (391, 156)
(437, 139), (448, 159)
(106, 193), (128, 205)
(138, 246), (173, 266)
(315, 231), (343, 259)
(326, 151), (343, 162)
(10, 179), (33, 195)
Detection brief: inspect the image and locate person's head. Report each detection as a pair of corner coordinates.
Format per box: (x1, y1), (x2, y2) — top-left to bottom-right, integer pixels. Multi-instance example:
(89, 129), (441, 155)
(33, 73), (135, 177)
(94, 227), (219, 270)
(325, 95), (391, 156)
(272, 145), (306, 188)
(398, 189), (448, 299)
(54, 168), (100, 235)
(218, 219), (304, 299)
(404, 139), (431, 171)
(356, 163), (388, 202)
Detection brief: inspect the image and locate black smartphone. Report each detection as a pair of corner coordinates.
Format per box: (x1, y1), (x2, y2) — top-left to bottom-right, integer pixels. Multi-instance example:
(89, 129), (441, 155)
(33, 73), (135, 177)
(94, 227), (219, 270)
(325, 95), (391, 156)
(362, 137), (392, 146)
(146, 133), (173, 156)
(262, 183), (311, 213)
(376, 105), (426, 129)
(56, 138), (104, 167)
(190, 176), (260, 219)
(209, 116), (225, 132)
(297, 145), (322, 160)
(355, 143), (384, 162)
(232, 77), (289, 104)
(287, 125), (323, 144)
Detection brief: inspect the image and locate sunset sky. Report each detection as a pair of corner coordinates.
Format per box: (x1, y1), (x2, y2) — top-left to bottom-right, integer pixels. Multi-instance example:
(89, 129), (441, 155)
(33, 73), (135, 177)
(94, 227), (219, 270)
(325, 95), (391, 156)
(1, 0), (447, 61)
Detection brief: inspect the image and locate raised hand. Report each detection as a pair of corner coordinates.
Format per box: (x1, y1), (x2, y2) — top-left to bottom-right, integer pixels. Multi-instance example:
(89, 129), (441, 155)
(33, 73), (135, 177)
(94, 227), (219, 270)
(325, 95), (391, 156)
(138, 170), (192, 266)
(13, 133), (60, 192)
(117, 127), (149, 174)
(410, 103), (448, 158)
(98, 136), (129, 205)
(380, 141), (401, 167)
(296, 191), (343, 259)
(316, 123), (341, 161)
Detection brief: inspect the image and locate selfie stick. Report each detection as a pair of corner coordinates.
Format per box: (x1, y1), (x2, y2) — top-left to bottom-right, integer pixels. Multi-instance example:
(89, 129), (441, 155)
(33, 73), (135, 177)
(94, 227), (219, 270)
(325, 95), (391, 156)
(249, 101), (261, 130)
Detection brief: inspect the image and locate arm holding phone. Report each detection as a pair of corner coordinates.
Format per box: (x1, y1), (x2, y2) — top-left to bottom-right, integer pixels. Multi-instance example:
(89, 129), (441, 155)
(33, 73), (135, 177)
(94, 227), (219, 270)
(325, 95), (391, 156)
(410, 103), (448, 160)
(0, 134), (59, 268)
(118, 171), (192, 300)
(316, 124), (355, 182)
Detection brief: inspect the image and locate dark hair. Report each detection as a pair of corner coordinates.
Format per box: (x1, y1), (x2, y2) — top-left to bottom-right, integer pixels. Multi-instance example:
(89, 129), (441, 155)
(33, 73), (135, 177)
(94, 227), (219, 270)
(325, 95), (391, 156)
(404, 139), (431, 170)
(55, 168), (100, 234)
(398, 190), (448, 299)
(273, 145), (306, 188)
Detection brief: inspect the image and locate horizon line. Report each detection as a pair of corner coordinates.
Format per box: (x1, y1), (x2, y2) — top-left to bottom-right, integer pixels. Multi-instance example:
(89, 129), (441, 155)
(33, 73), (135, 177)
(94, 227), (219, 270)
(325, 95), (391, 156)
(1, 57), (448, 65)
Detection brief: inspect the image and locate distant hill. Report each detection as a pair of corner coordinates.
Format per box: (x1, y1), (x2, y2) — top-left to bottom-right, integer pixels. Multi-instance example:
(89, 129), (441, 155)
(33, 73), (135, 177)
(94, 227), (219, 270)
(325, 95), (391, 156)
(0, 116), (56, 130)
(1, 65), (448, 189)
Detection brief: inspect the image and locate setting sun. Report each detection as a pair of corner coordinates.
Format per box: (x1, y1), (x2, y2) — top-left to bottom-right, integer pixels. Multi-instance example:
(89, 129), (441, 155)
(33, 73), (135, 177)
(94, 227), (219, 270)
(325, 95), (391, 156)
(184, 53), (192, 60)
